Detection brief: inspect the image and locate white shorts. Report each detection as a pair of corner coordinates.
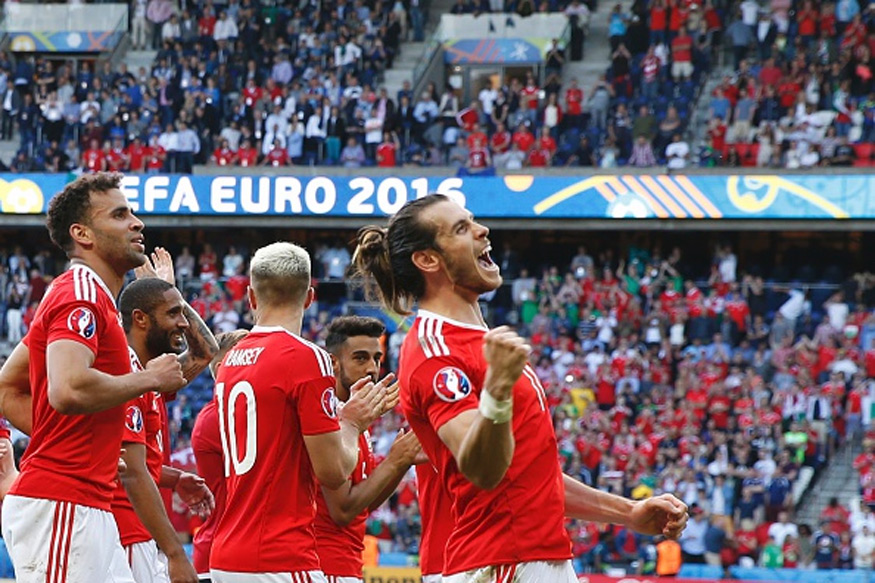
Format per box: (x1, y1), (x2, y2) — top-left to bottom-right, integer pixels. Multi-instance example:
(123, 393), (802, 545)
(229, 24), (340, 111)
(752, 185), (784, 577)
(2, 494), (136, 583)
(423, 575), (442, 583)
(124, 540), (169, 583)
(211, 570), (328, 583)
(442, 560), (576, 583)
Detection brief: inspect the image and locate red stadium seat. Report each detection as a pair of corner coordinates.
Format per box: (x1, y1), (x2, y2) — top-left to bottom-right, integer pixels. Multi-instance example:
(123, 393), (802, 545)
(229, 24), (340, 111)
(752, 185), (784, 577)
(854, 143), (873, 167)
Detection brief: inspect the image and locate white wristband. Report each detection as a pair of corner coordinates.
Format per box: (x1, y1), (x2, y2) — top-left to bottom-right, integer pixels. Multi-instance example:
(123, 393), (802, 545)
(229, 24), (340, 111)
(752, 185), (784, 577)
(479, 390), (513, 424)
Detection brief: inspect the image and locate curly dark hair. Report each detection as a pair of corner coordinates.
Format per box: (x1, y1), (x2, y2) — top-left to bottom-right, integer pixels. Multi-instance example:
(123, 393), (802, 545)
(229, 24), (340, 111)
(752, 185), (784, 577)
(324, 316), (386, 354)
(46, 172), (123, 254)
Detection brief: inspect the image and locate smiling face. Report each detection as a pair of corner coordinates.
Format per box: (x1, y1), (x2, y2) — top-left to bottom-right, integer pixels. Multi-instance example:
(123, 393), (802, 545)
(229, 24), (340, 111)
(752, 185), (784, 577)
(144, 288), (189, 357)
(84, 188), (146, 272)
(420, 199), (502, 298)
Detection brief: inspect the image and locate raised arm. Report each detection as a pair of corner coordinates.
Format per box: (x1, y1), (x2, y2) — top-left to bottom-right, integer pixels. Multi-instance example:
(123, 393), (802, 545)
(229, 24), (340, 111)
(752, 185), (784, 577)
(437, 327), (527, 490)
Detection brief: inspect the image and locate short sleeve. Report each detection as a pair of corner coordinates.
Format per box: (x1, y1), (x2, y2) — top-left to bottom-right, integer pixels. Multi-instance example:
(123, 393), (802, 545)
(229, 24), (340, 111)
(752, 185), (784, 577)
(46, 300), (103, 356)
(297, 376), (341, 436)
(409, 356), (480, 433)
(121, 396), (148, 445)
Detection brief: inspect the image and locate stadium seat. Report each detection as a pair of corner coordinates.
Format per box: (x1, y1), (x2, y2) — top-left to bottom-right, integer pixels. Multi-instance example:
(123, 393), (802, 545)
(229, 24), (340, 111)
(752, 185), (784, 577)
(853, 143), (873, 167)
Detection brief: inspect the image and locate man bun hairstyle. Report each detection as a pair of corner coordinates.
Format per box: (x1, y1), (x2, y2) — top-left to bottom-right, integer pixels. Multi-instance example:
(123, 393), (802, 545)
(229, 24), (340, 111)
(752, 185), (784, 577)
(352, 194), (449, 315)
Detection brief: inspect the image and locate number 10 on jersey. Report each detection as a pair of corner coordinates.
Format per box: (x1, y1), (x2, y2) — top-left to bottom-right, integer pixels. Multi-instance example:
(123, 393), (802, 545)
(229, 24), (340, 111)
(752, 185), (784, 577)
(216, 381), (258, 477)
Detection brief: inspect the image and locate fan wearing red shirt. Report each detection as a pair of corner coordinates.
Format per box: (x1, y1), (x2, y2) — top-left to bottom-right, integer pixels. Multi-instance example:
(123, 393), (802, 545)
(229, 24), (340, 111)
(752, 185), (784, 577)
(670, 27), (694, 80)
(146, 137), (166, 172)
(82, 138), (106, 173)
(489, 122), (511, 155)
(236, 139), (259, 167)
(262, 139), (290, 167)
(126, 137), (149, 173)
(376, 131), (400, 167)
(212, 139), (237, 166)
(466, 124), (488, 150)
(564, 79), (584, 123)
(512, 123), (535, 152)
(467, 137), (491, 173)
(527, 146), (551, 167)
(191, 330), (248, 579)
(352, 195), (688, 582)
(210, 242), (388, 582)
(316, 317), (425, 583)
(107, 138), (130, 172)
(2, 173), (187, 583)
(115, 266), (219, 583)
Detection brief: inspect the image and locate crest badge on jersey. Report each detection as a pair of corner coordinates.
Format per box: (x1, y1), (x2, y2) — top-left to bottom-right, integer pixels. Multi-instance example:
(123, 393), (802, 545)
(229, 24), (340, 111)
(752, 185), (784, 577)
(125, 405), (144, 433)
(321, 387), (339, 419)
(433, 367), (473, 402)
(67, 307), (96, 339)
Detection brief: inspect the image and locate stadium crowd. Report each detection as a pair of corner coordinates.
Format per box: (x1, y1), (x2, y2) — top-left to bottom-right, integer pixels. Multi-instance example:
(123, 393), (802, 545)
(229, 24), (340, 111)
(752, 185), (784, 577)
(2, 0), (874, 170)
(3, 235), (875, 574)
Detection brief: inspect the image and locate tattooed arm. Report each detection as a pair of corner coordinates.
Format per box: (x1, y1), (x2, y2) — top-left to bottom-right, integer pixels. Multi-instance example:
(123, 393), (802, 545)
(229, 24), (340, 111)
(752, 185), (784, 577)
(136, 247), (219, 382)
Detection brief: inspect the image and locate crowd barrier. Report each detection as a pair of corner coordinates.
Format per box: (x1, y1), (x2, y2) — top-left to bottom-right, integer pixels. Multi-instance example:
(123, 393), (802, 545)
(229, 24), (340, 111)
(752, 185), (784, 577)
(0, 173), (870, 219)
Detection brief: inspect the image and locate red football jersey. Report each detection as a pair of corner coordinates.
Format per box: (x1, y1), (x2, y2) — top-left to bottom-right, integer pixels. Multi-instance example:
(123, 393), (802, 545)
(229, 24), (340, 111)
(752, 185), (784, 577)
(314, 431), (376, 577)
(111, 348), (167, 546)
(398, 310), (571, 574)
(415, 463), (455, 576)
(192, 398), (226, 575)
(0, 418), (9, 440)
(211, 326), (341, 573)
(11, 265), (130, 510)
(83, 149), (105, 172)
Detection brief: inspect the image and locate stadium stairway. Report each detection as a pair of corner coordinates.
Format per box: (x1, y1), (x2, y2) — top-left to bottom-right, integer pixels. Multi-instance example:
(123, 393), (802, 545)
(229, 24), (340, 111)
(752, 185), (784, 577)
(563, 0), (610, 101)
(795, 440), (862, 528)
(383, 41), (427, 103)
(122, 49), (159, 79)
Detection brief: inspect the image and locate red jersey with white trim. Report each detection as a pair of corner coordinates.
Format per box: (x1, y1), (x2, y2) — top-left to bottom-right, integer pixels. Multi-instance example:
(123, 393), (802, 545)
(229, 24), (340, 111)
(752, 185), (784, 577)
(398, 310), (571, 574)
(11, 264), (130, 511)
(314, 431), (376, 577)
(192, 398), (226, 574)
(111, 348), (168, 545)
(416, 462), (455, 576)
(211, 325), (341, 573)
(0, 417), (9, 440)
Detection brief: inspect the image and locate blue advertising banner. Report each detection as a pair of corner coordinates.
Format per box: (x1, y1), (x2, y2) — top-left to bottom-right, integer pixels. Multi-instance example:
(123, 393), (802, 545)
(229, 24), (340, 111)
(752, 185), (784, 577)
(0, 173), (866, 219)
(8, 31), (125, 53)
(444, 39), (546, 64)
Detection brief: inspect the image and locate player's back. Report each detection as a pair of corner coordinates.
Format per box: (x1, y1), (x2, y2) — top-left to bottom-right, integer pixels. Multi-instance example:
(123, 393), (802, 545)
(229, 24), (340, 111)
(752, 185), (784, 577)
(191, 398), (226, 575)
(398, 311), (570, 573)
(11, 265), (130, 510)
(211, 325), (339, 574)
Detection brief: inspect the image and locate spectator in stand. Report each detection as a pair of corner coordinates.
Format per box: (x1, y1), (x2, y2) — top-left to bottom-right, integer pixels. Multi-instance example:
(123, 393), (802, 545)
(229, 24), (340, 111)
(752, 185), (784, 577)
(665, 133), (690, 169)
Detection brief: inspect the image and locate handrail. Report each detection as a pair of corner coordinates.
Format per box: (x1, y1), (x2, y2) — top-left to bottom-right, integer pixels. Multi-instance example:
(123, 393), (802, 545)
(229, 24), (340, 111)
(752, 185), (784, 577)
(411, 21), (444, 96)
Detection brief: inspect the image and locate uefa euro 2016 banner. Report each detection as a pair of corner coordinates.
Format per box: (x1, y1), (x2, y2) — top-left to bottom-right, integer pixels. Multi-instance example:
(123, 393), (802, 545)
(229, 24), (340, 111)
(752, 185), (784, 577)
(0, 173), (867, 219)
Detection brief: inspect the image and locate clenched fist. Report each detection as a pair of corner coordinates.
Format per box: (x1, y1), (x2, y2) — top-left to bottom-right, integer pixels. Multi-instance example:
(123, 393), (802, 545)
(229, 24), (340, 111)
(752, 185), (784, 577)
(145, 353), (187, 392)
(482, 326), (530, 401)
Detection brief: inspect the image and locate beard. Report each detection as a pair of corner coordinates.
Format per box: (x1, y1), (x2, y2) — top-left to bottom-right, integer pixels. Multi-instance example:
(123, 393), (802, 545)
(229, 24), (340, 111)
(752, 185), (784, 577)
(145, 317), (184, 357)
(439, 246), (501, 296)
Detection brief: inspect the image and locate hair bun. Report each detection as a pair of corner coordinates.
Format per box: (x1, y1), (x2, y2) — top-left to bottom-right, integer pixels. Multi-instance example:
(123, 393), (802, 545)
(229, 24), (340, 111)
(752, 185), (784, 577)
(358, 226), (388, 255)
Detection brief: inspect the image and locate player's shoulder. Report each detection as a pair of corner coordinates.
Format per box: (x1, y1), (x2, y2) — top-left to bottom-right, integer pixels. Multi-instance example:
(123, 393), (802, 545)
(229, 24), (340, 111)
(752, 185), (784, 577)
(409, 310), (484, 361)
(46, 265), (114, 310)
(240, 325), (333, 378)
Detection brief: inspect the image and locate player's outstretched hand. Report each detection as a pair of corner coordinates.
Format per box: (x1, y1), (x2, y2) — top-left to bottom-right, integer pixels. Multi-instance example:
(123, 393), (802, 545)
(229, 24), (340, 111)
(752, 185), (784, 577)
(627, 493), (688, 539)
(482, 326), (530, 400)
(166, 552), (199, 583)
(176, 471), (215, 519)
(341, 377), (387, 432)
(387, 428), (425, 467)
(145, 354), (187, 392)
(0, 438), (18, 500)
